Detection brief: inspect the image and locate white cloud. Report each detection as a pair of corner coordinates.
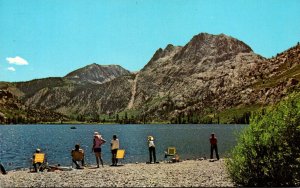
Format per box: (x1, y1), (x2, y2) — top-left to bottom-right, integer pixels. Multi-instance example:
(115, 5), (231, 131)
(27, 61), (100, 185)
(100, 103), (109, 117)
(6, 56), (29, 65)
(7, 67), (16, 71)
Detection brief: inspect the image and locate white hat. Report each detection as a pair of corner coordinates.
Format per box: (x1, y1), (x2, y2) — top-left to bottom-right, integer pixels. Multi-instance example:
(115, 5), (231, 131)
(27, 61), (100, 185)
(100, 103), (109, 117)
(94, 132), (100, 136)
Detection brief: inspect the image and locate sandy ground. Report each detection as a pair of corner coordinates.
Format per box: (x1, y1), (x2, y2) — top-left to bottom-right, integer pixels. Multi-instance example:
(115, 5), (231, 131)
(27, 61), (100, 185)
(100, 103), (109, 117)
(0, 159), (234, 187)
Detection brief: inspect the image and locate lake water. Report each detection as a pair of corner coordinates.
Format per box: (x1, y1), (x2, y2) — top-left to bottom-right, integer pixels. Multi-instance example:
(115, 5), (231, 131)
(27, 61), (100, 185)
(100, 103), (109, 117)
(0, 124), (247, 170)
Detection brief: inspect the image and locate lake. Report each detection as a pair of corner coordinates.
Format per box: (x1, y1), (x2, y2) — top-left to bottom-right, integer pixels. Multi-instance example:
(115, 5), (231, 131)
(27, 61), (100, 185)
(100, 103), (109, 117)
(0, 124), (247, 170)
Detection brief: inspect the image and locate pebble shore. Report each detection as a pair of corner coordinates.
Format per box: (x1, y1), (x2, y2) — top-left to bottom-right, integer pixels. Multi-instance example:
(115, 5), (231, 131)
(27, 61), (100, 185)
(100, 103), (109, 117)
(0, 159), (234, 187)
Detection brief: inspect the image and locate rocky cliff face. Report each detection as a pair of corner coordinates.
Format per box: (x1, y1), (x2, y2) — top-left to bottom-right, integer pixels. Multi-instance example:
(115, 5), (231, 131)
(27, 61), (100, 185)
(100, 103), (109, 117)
(132, 33), (267, 119)
(126, 33), (300, 122)
(246, 44), (300, 105)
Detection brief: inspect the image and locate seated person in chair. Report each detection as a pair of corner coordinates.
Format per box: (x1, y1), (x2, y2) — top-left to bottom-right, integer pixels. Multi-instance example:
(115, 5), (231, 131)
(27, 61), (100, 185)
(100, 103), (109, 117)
(32, 148), (46, 172)
(71, 144), (85, 169)
(164, 147), (176, 158)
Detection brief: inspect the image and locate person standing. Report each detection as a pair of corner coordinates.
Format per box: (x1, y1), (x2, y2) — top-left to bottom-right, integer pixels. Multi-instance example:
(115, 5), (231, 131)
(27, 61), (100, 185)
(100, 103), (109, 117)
(209, 133), (219, 160)
(110, 135), (119, 166)
(148, 136), (156, 163)
(92, 132), (106, 168)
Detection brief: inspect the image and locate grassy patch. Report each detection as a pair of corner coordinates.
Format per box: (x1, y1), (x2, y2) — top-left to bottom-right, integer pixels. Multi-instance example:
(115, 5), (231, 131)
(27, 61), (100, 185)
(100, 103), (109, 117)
(216, 105), (263, 124)
(254, 64), (300, 89)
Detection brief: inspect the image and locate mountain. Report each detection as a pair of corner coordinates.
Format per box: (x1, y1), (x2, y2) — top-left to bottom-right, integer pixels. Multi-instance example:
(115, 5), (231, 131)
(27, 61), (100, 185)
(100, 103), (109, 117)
(131, 33), (266, 121)
(0, 89), (66, 123)
(132, 33), (300, 123)
(65, 63), (131, 84)
(1, 33), (299, 124)
(0, 64), (132, 118)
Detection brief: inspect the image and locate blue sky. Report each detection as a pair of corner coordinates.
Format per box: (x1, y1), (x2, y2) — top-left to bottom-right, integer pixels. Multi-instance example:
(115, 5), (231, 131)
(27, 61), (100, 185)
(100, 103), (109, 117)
(1, 0), (300, 82)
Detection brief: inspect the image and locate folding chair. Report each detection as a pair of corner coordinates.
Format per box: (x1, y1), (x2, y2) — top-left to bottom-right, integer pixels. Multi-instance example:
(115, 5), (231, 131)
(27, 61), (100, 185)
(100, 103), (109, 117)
(34, 153), (45, 164)
(165, 147), (176, 158)
(72, 150), (84, 161)
(32, 153), (47, 172)
(71, 150), (84, 168)
(116, 149), (125, 165)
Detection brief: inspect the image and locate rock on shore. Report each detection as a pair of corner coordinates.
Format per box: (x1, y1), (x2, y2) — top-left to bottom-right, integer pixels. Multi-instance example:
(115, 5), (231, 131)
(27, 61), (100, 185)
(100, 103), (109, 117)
(0, 160), (234, 187)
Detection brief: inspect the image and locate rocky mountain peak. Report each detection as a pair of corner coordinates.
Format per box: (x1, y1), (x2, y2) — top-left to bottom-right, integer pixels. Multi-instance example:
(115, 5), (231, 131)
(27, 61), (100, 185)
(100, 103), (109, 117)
(174, 33), (253, 62)
(142, 44), (182, 71)
(165, 44), (176, 52)
(65, 63), (130, 84)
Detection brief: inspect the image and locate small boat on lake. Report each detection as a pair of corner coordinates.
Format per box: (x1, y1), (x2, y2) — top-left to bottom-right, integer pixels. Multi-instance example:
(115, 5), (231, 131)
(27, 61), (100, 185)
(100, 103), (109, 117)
(70, 126), (77, 129)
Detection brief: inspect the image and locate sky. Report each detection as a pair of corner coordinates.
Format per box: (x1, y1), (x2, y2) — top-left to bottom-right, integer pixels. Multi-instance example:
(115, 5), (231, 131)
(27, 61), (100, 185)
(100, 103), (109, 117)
(1, 0), (300, 82)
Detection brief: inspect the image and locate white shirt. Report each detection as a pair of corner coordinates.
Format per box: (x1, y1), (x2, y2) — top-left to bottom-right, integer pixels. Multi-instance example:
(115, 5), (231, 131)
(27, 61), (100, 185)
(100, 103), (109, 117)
(111, 139), (119, 150)
(148, 140), (155, 147)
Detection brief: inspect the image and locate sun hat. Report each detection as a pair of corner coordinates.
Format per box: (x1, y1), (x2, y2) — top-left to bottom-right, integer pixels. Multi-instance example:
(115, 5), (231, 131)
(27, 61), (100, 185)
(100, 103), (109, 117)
(94, 132), (100, 136)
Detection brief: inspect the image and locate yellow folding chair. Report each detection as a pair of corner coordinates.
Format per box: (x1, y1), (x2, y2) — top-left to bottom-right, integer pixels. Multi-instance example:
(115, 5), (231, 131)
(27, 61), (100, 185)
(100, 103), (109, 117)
(33, 153), (45, 164)
(165, 147), (177, 159)
(32, 153), (46, 172)
(116, 149), (125, 159)
(167, 147), (176, 155)
(116, 149), (125, 165)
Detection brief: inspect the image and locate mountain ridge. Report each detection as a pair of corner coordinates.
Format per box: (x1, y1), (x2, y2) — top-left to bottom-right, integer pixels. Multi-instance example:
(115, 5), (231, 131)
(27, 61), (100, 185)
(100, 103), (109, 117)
(1, 32), (299, 124)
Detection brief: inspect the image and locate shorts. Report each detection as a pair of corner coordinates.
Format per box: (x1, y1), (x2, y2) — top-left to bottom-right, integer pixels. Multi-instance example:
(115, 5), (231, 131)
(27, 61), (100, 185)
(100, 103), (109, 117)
(94, 148), (102, 153)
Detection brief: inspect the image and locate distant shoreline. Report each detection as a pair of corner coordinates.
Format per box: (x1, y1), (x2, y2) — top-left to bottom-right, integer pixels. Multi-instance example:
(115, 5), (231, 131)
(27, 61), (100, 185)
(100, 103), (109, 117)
(0, 122), (248, 125)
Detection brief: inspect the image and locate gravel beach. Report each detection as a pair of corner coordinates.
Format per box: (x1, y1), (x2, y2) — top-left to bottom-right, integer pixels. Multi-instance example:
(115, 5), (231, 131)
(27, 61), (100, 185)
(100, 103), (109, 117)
(0, 159), (234, 187)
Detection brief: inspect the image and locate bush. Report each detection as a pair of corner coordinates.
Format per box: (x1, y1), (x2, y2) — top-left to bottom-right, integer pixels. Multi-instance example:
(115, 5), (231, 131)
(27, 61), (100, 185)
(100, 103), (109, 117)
(226, 93), (300, 186)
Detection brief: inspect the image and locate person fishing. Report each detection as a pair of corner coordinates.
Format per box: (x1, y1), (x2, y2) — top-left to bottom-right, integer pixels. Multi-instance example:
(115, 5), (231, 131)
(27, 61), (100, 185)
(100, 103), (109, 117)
(209, 133), (219, 160)
(110, 135), (119, 166)
(147, 136), (156, 164)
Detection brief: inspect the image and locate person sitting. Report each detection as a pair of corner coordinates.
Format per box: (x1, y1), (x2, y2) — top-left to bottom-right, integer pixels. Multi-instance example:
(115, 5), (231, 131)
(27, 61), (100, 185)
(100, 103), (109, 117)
(32, 148), (46, 172)
(71, 144), (85, 169)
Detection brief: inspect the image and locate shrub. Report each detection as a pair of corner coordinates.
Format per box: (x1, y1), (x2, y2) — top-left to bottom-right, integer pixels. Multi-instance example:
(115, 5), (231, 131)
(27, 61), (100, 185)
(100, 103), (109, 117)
(226, 93), (300, 186)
